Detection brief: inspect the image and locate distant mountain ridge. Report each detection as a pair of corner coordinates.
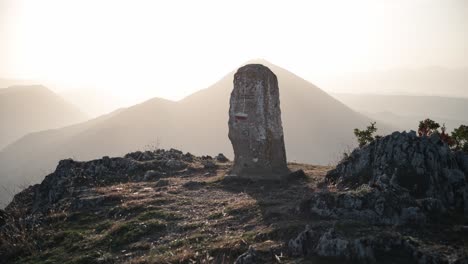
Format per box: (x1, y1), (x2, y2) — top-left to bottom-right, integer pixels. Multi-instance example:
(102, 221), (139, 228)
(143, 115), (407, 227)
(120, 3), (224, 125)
(332, 93), (468, 131)
(0, 85), (88, 150)
(0, 78), (36, 89)
(0, 60), (391, 206)
(323, 67), (468, 98)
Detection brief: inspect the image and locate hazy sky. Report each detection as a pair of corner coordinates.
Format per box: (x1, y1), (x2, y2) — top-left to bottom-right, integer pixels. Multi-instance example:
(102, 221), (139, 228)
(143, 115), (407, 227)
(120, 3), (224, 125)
(1, 0), (467, 103)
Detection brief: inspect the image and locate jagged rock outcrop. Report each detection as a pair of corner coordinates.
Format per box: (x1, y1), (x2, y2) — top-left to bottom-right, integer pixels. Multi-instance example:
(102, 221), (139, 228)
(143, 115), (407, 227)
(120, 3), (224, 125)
(292, 131), (468, 263)
(234, 246), (257, 264)
(1, 144), (467, 263)
(326, 131), (468, 218)
(215, 153), (229, 163)
(301, 184), (428, 225)
(288, 225), (317, 256)
(288, 226), (459, 264)
(0, 210), (6, 227)
(5, 149), (213, 216)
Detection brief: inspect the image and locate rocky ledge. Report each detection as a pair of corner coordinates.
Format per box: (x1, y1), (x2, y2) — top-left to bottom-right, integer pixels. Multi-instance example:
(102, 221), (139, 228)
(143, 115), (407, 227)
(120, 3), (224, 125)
(326, 131), (468, 220)
(291, 131), (468, 263)
(0, 137), (467, 263)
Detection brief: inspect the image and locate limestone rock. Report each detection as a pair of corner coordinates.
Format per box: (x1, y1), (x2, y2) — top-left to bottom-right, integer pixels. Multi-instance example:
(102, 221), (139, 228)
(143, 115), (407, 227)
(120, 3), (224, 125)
(202, 160), (217, 169)
(301, 185), (420, 225)
(155, 179), (170, 187)
(326, 131), (468, 216)
(215, 153), (229, 163)
(234, 246), (257, 264)
(0, 210), (6, 227)
(5, 149), (200, 215)
(228, 64), (288, 179)
(315, 229), (350, 258)
(287, 227), (463, 263)
(165, 159), (187, 171)
(288, 225), (316, 256)
(144, 170), (160, 180)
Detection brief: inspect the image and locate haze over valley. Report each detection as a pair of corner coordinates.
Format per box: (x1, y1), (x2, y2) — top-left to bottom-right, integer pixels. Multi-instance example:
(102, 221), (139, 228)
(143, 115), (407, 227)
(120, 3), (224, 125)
(2, 59), (468, 206)
(2, 1), (468, 263)
(0, 85), (88, 150)
(0, 60), (392, 206)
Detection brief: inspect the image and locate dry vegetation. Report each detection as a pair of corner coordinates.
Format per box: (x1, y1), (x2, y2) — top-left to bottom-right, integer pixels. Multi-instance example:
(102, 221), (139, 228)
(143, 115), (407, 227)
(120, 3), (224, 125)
(1, 161), (334, 264)
(2, 154), (465, 263)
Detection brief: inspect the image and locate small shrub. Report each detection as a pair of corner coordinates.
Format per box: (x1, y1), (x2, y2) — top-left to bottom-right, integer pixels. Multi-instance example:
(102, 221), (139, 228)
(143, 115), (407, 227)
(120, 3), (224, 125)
(354, 122), (379, 147)
(417, 119), (462, 148)
(451, 125), (468, 152)
(418, 118), (440, 137)
(439, 123), (456, 147)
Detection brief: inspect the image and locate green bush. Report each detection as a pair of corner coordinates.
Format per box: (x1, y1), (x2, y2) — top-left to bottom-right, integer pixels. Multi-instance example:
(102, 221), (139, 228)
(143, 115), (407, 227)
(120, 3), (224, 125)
(416, 119), (468, 152)
(354, 122), (379, 147)
(418, 118), (440, 137)
(451, 125), (468, 152)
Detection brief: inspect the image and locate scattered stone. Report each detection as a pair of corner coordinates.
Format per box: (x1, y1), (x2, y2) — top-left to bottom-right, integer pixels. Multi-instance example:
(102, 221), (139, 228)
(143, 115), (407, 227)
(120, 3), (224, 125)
(287, 169), (306, 180)
(418, 198), (446, 216)
(215, 153), (229, 162)
(203, 160), (217, 169)
(287, 227), (463, 263)
(155, 179), (170, 187)
(288, 225), (315, 256)
(124, 151), (154, 161)
(182, 152), (194, 162)
(182, 181), (206, 190)
(165, 159), (187, 171)
(301, 185), (420, 225)
(228, 64), (289, 180)
(234, 246), (257, 264)
(399, 207), (426, 226)
(0, 210), (7, 227)
(4, 148), (209, 214)
(315, 229), (351, 259)
(144, 170), (160, 181)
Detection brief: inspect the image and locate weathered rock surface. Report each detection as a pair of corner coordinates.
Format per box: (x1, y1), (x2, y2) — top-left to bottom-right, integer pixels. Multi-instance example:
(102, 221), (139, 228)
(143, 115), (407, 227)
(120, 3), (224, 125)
(288, 225), (317, 257)
(5, 148), (207, 216)
(291, 131), (468, 263)
(326, 131), (468, 217)
(2, 143), (467, 263)
(301, 184), (427, 225)
(228, 64), (289, 179)
(0, 210), (6, 227)
(288, 226), (459, 264)
(215, 153), (229, 163)
(234, 246), (257, 264)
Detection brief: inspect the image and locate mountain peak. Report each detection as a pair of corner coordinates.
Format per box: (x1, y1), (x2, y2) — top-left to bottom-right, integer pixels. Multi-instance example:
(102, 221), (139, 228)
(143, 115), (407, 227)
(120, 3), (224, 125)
(0, 84), (50, 95)
(243, 58), (277, 68)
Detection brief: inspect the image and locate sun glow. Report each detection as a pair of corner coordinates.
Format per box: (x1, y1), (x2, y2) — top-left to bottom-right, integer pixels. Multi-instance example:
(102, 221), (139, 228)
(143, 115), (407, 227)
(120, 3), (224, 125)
(1, 0), (467, 108)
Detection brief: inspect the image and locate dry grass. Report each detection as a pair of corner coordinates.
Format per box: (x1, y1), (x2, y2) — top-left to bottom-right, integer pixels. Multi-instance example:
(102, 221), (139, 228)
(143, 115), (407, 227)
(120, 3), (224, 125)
(1, 161), (331, 263)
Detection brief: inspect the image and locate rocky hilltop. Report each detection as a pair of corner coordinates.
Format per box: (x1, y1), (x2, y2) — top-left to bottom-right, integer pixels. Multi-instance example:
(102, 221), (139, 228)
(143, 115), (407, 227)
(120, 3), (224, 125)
(1, 133), (468, 263)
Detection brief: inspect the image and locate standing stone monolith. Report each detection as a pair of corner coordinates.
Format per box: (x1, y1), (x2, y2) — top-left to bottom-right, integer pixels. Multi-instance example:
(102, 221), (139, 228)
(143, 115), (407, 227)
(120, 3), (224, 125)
(228, 64), (289, 179)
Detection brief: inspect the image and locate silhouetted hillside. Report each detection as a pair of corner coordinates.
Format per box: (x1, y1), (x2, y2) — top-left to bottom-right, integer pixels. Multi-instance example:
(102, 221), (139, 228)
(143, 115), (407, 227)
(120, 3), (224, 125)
(59, 88), (128, 117)
(0, 85), (88, 150)
(0, 78), (35, 89)
(333, 93), (468, 131)
(0, 60), (392, 206)
(324, 67), (468, 98)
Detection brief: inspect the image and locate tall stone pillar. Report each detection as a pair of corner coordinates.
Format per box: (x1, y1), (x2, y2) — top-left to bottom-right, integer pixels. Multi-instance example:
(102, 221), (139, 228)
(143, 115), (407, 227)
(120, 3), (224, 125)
(228, 64), (289, 179)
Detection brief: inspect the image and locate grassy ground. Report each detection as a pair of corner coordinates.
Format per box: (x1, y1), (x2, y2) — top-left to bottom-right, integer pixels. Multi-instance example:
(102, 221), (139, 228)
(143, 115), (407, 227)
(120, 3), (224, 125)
(7, 162), (334, 263)
(4, 161), (466, 263)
